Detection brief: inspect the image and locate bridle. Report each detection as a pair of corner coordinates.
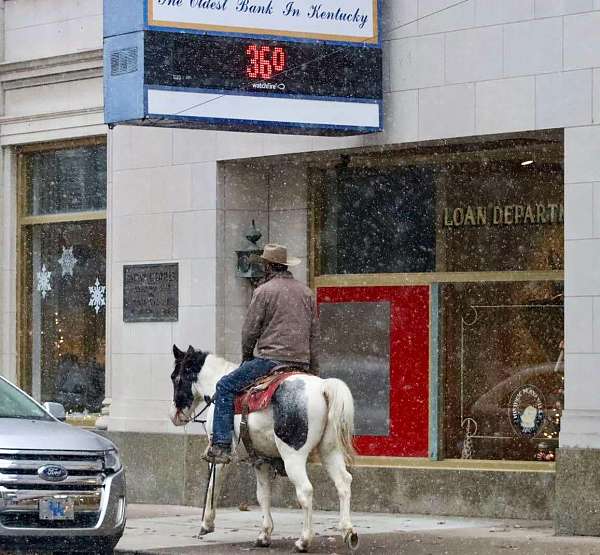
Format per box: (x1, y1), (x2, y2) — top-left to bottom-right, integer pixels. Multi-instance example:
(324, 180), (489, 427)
(175, 394), (214, 426)
(173, 369), (218, 524)
(173, 353), (213, 426)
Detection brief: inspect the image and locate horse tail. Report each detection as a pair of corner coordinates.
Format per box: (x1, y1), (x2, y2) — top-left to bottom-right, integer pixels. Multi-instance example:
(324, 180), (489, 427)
(321, 378), (356, 466)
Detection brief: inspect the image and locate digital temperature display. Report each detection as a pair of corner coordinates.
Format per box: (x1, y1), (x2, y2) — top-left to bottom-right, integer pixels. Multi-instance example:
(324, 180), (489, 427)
(145, 32), (382, 100)
(104, 0), (382, 134)
(245, 45), (287, 80)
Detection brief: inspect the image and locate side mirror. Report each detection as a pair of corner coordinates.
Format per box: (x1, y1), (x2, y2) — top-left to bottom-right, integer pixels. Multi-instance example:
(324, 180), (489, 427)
(43, 402), (66, 421)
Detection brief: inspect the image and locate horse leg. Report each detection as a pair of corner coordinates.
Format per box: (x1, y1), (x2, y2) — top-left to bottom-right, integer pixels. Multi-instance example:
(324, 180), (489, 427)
(254, 463), (274, 547)
(280, 452), (314, 552)
(318, 447), (358, 549)
(199, 463), (224, 535)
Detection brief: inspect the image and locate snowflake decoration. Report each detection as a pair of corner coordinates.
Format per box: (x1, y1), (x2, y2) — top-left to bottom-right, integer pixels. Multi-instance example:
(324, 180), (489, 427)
(58, 246), (78, 277)
(36, 265), (52, 299)
(88, 278), (106, 314)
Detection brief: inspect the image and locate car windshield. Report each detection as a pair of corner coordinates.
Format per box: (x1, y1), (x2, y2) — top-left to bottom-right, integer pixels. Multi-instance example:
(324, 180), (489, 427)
(0, 378), (51, 420)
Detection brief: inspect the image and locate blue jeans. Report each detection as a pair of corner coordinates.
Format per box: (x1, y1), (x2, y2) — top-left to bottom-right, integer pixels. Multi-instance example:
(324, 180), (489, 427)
(212, 358), (278, 447)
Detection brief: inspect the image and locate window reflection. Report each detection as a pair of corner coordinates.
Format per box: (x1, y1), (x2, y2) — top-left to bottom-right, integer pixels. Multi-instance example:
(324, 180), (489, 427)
(22, 221), (106, 413)
(19, 141), (107, 418)
(25, 145), (107, 216)
(441, 281), (563, 461)
(315, 131), (563, 275)
(318, 166), (435, 274)
(319, 301), (391, 436)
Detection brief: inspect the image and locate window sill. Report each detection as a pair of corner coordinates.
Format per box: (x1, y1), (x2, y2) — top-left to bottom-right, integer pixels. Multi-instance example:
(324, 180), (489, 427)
(351, 456), (555, 473)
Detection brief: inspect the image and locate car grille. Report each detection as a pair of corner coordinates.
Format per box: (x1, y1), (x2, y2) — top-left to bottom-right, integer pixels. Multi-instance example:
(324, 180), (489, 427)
(0, 450), (105, 529)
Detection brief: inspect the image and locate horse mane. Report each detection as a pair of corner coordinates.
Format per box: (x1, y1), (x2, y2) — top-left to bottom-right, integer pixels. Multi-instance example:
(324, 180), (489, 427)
(185, 349), (208, 379)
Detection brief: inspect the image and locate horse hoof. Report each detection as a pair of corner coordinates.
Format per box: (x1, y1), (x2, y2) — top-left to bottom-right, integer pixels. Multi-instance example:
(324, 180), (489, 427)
(294, 539), (309, 552)
(198, 525), (214, 536)
(255, 537), (271, 548)
(344, 530), (359, 551)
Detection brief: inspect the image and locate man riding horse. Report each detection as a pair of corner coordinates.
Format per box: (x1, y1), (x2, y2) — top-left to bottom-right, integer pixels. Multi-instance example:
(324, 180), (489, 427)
(204, 243), (320, 464)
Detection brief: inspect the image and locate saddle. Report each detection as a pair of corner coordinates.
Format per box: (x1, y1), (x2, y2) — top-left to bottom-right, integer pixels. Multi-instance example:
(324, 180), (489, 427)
(234, 368), (305, 415)
(234, 366), (308, 477)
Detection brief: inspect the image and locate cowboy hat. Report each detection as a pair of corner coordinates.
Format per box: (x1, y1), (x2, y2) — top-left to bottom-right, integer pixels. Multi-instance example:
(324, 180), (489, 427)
(261, 243), (301, 267)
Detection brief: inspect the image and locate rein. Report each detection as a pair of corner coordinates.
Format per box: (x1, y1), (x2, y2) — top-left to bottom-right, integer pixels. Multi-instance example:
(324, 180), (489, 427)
(179, 393), (218, 526)
(177, 394), (218, 530)
(176, 394), (213, 429)
(192, 395), (220, 529)
(192, 395), (214, 424)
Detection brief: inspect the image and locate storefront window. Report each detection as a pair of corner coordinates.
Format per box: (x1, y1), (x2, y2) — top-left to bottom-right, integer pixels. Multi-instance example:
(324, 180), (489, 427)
(315, 132), (563, 276)
(441, 281), (563, 461)
(317, 165), (435, 274)
(435, 149), (562, 273)
(313, 130), (563, 461)
(25, 145), (107, 215)
(19, 141), (107, 419)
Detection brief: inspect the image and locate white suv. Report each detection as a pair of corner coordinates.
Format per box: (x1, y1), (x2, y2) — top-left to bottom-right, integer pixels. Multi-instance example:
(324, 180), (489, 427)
(0, 376), (126, 553)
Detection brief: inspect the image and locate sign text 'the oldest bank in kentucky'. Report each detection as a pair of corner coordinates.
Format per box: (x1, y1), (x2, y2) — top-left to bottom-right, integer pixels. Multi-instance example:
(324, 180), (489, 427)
(103, 0), (382, 135)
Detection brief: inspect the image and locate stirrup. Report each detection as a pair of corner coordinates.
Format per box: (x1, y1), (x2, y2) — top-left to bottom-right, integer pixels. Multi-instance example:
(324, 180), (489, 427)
(202, 444), (231, 465)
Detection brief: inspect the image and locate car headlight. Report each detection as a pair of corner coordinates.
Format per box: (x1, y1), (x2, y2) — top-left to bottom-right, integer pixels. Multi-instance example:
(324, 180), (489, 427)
(104, 449), (122, 473)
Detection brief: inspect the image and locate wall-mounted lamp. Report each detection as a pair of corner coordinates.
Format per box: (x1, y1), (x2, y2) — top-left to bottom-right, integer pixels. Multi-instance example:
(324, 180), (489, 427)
(235, 220), (264, 285)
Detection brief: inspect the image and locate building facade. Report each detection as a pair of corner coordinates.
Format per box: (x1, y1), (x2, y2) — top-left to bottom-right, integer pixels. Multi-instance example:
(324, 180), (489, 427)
(1, 0), (600, 534)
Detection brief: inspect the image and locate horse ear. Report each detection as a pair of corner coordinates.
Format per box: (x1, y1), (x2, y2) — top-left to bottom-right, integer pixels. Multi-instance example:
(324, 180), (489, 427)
(173, 344), (184, 359)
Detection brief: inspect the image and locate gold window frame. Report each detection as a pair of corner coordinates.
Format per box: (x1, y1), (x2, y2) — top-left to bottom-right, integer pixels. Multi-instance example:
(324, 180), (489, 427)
(16, 137), (107, 398)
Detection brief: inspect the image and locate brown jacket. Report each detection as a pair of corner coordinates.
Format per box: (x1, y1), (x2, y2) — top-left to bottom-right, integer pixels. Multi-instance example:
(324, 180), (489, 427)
(242, 272), (320, 373)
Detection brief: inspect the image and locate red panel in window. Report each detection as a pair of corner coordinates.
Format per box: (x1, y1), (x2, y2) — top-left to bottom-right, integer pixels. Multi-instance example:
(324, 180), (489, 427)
(317, 286), (430, 457)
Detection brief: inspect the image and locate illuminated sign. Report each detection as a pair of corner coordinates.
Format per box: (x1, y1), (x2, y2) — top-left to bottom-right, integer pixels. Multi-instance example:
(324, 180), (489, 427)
(103, 0), (382, 135)
(245, 45), (286, 79)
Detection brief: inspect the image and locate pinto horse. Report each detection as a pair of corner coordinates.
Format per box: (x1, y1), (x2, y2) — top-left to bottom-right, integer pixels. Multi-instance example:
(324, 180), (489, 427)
(169, 345), (359, 552)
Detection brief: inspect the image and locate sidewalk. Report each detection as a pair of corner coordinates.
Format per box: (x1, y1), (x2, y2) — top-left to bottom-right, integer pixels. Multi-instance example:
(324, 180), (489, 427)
(116, 504), (600, 554)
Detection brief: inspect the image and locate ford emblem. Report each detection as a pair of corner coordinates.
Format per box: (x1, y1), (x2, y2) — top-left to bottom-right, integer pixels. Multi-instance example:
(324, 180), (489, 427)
(37, 464), (68, 482)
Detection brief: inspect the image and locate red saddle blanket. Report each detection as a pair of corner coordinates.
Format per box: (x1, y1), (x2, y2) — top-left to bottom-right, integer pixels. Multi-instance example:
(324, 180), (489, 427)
(234, 371), (304, 415)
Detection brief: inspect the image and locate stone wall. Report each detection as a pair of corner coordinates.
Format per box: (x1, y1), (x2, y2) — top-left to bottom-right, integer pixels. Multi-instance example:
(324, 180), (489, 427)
(107, 431), (555, 521)
(558, 121), (600, 535)
(556, 448), (600, 535)
(218, 160), (310, 364)
(4, 0), (102, 63)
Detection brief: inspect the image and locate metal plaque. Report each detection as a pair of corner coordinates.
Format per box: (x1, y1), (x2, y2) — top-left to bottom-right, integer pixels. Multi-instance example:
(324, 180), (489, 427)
(123, 263), (178, 322)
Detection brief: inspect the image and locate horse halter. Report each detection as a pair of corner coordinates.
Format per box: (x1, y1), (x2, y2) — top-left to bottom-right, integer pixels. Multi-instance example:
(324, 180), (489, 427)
(175, 395), (214, 426)
(172, 352), (203, 419)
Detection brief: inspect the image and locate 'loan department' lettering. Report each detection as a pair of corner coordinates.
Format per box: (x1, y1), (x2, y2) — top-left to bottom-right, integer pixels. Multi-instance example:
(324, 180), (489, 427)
(443, 203), (564, 227)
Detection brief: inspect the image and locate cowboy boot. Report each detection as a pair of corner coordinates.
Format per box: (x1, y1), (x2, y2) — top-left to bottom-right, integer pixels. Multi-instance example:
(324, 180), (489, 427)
(202, 443), (232, 464)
